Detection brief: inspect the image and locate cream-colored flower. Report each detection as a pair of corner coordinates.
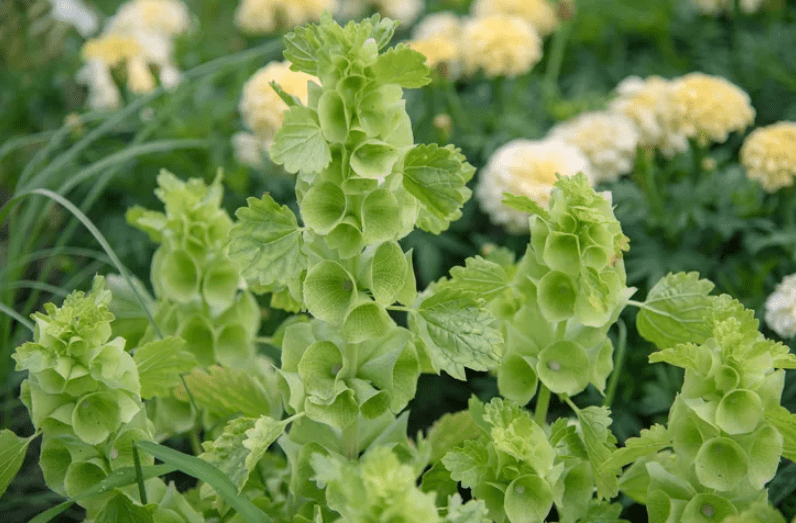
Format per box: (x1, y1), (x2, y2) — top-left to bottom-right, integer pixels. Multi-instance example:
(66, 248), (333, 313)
(476, 138), (594, 233)
(82, 33), (142, 66)
(127, 55), (156, 93)
(234, 0), (334, 34)
(107, 0), (191, 37)
(471, 0), (558, 36)
(461, 15), (542, 78)
(669, 72), (755, 146)
(334, 0), (369, 20)
(690, 0), (766, 15)
(78, 59), (122, 110)
(48, 0), (100, 36)
(239, 61), (316, 146)
(766, 273), (796, 338)
(413, 11), (461, 40)
(374, 0), (423, 24)
(608, 75), (688, 158)
(740, 122), (796, 192)
(549, 110), (640, 183)
(408, 36), (460, 78)
(232, 131), (267, 168)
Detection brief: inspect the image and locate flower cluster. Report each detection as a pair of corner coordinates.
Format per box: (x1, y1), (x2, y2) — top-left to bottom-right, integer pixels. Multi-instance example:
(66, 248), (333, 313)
(669, 72), (756, 146)
(77, 0), (191, 110)
(407, 3), (556, 80)
(765, 273), (796, 338)
(234, 0), (334, 34)
(689, 0), (766, 16)
(740, 121), (796, 192)
(127, 171), (260, 369)
(235, 60), (317, 165)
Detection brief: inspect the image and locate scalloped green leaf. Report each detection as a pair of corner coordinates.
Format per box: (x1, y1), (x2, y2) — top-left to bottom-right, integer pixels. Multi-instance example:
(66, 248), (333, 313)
(410, 288), (503, 380)
(0, 430), (35, 498)
(270, 105), (331, 174)
(229, 194), (306, 295)
(133, 337), (197, 400)
(303, 260), (358, 323)
(636, 272), (717, 350)
(574, 405), (619, 500)
(373, 43), (431, 88)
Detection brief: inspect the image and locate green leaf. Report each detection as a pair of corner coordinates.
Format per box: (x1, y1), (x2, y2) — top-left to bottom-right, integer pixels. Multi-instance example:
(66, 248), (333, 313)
(694, 437), (748, 490)
(443, 256), (510, 299)
(133, 337), (197, 400)
(343, 302), (395, 343)
(648, 342), (713, 374)
(270, 105), (331, 174)
(441, 439), (491, 489)
(765, 406), (796, 462)
(283, 25), (320, 74)
(636, 272), (717, 350)
(600, 424), (670, 472)
(504, 475), (553, 523)
(176, 364), (279, 420)
(426, 411), (482, 464)
(374, 43), (431, 88)
(229, 194), (306, 295)
(403, 144), (475, 234)
(368, 241), (407, 305)
(136, 441), (272, 523)
(577, 500), (631, 523)
(501, 193), (550, 221)
(536, 340), (590, 396)
(301, 181), (347, 234)
(575, 405), (619, 500)
(317, 89), (349, 143)
(94, 493), (154, 523)
(411, 287), (503, 380)
(199, 415), (293, 500)
(350, 140), (400, 179)
(269, 81), (300, 107)
(0, 430), (35, 498)
(361, 188), (401, 244)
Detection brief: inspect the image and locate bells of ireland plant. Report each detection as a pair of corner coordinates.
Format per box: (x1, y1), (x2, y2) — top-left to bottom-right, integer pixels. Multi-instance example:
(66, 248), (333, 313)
(478, 174), (634, 403)
(227, 12), (502, 457)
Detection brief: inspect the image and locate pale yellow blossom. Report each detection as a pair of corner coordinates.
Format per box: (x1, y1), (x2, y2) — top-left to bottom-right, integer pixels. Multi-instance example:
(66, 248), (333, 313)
(669, 72), (755, 146)
(461, 15), (542, 78)
(476, 138), (594, 233)
(471, 0), (558, 36)
(234, 0), (334, 34)
(239, 61), (317, 147)
(766, 273), (796, 338)
(107, 0), (191, 37)
(549, 110), (640, 183)
(740, 122), (796, 192)
(690, 0), (766, 15)
(608, 75), (688, 158)
(374, 0), (423, 24)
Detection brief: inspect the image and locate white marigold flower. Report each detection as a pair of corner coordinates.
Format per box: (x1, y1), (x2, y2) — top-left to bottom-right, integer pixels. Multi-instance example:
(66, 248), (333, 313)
(690, 0), (766, 15)
(234, 0), (334, 34)
(232, 131), (267, 168)
(766, 274), (796, 339)
(413, 11), (461, 40)
(740, 122), (796, 193)
(239, 61), (316, 147)
(476, 138), (594, 233)
(608, 75), (688, 158)
(78, 59), (122, 110)
(549, 110), (640, 183)
(461, 15), (542, 78)
(374, 0), (424, 25)
(48, 0), (100, 36)
(669, 72), (755, 147)
(471, 0), (558, 37)
(107, 0), (192, 37)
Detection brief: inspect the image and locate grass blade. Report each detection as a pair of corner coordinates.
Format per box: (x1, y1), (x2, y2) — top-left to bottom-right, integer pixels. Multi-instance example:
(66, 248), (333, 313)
(135, 440), (272, 523)
(0, 302), (33, 333)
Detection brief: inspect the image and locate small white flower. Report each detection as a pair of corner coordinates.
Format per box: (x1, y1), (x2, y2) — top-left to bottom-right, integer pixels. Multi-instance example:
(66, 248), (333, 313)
(232, 132), (267, 168)
(766, 274), (796, 339)
(375, 0), (424, 25)
(78, 59), (122, 110)
(49, 0), (100, 36)
(476, 138), (594, 233)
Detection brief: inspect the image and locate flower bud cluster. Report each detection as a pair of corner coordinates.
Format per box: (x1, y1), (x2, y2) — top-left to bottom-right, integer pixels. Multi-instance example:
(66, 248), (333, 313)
(13, 277), (203, 519)
(12, 278), (148, 511)
(627, 316), (796, 521)
(128, 171), (260, 370)
(493, 174), (634, 402)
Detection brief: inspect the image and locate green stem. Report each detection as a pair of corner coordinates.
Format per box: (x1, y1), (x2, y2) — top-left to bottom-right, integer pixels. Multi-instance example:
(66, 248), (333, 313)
(493, 76), (506, 116)
(534, 383), (551, 426)
(543, 20), (573, 97)
(603, 318), (627, 408)
(635, 146), (665, 221)
(690, 138), (705, 180)
(556, 320), (567, 340)
(440, 76), (472, 133)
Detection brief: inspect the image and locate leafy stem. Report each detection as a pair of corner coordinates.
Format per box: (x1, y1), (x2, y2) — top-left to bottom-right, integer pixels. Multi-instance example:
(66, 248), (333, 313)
(603, 318), (628, 408)
(534, 383), (551, 426)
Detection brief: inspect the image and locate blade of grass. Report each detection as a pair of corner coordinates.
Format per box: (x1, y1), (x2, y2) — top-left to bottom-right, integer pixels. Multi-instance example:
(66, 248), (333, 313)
(0, 280), (69, 297)
(135, 440), (272, 523)
(0, 303), (33, 333)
